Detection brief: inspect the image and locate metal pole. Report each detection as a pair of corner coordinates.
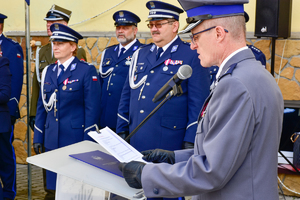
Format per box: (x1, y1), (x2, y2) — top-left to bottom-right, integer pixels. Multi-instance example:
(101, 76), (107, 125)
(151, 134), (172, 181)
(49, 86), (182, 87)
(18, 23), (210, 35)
(25, 2), (32, 199)
(270, 37), (276, 77)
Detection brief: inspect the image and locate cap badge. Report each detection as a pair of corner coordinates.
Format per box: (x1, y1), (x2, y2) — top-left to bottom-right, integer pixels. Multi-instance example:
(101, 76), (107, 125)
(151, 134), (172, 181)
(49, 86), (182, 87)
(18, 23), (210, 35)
(119, 11), (124, 17)
(55, 24), (59, 30)
(150, 2), (155, 8)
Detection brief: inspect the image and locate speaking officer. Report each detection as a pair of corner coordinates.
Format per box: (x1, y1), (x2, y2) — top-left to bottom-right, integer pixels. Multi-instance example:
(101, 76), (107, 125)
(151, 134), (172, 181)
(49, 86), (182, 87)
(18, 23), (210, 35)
(0, 14), (23, 200)
(99, 10), (142, 132)
(29, 4), (87, 131)
(0, 57), (13, 200)
(117, 1), (210, 151)
(33, 23), (101, 194)
(119, 1), (284, 200)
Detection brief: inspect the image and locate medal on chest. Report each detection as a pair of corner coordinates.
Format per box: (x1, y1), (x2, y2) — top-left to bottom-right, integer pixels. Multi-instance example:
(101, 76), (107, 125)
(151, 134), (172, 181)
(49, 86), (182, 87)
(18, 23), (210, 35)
(62, 78), (69, 90)
(125, 56), (132, 66)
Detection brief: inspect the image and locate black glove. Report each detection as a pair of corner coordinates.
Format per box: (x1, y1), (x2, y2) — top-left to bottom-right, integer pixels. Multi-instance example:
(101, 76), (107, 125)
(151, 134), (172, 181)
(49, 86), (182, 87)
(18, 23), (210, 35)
(11, 116), (16, 125)
(33, 143), (42, 154)
(182, 141), (194, 149)
(29, 116), (36, 131)
(118, 161), (145, 189)
(141, 149), (175, 164)
(118, 131), (129, 140)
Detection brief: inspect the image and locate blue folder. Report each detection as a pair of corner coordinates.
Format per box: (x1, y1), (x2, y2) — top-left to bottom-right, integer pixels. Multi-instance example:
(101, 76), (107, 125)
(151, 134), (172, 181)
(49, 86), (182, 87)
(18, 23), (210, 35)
(69, 150), (123, 177)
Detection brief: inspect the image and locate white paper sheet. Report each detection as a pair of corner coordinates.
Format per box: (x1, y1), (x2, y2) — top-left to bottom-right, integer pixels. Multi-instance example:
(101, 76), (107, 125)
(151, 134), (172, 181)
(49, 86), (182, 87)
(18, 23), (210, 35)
(88, 127), (146, 163)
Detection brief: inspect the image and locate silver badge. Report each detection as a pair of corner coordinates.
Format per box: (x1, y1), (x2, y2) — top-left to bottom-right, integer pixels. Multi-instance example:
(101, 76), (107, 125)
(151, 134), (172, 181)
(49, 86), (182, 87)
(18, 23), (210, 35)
(163, 66), (168, 71)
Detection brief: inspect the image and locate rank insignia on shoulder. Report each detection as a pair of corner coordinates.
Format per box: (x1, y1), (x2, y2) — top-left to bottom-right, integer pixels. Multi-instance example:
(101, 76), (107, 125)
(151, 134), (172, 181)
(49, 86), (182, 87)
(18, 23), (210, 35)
(70, 63), (77, 71)
(171, 45), (178, 53)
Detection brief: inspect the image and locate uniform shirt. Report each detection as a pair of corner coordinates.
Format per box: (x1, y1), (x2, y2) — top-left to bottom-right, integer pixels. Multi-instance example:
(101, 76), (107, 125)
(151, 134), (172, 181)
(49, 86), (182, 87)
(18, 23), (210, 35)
(0, 34), (23, 119)
(117, 37), (210, 152)
(99, 39), (142, 130)
(30, 43), (86, 117)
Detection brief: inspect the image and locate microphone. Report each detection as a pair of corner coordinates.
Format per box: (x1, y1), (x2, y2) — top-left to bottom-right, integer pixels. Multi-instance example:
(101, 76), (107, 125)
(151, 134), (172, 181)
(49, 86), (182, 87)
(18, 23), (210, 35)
(152, 65), (192, 103)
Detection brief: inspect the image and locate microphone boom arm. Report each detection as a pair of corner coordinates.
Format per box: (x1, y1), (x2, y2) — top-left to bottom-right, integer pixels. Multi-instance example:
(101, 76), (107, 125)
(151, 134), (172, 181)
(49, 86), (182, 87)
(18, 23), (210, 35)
(125, 81), (183, 142)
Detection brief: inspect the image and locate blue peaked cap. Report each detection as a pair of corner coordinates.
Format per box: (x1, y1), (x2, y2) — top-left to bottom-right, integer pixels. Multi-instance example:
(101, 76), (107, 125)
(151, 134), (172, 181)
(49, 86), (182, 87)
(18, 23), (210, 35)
(50, 23), (83, 43)
(0, 13), (7, 23)
(146, 1), (183, 21)
(113, 10), (141, 27)
(177, 0), (249, 33)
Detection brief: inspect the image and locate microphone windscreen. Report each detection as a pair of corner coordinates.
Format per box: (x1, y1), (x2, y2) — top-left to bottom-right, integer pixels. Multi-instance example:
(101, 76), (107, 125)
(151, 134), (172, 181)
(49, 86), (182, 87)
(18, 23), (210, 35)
(177, 65), (192, 80)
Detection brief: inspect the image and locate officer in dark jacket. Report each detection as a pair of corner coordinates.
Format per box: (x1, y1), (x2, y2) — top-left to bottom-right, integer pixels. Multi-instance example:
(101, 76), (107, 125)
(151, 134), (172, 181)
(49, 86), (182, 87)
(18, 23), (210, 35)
(0, 56), (13, 200)
(33, 23), (101, 198)
(29, 4), (86, 131)
(0, 13), (23, 200)
(99, 10), (142, 132)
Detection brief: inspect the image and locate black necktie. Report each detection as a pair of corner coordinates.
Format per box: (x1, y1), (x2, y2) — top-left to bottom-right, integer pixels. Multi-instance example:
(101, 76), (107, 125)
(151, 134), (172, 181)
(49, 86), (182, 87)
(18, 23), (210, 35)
(57, 64), (64, 83)
(119, 47), (125, 58)
(156, 47), (163, 60)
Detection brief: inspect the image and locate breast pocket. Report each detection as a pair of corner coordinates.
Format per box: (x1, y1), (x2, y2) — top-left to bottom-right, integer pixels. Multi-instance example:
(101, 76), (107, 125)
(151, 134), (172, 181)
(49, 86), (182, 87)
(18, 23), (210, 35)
(63, 81), (81, 92)
(43, 84), (54, 100)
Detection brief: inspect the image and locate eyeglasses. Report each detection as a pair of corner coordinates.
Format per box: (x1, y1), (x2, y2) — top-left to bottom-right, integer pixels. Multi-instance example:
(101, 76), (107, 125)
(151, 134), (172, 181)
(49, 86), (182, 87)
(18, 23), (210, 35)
(147, 21), (174, 29)
(189, 26), (229, 45)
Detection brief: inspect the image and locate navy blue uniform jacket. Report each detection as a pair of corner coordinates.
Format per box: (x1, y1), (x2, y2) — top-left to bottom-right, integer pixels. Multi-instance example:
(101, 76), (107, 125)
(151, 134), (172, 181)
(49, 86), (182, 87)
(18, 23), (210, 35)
(100, 40), (142, 129)
(117, 37), (210, 151)
(0, 35), (24, 119)
(33, 57), (101, 150)
(0, 57), (11, 132)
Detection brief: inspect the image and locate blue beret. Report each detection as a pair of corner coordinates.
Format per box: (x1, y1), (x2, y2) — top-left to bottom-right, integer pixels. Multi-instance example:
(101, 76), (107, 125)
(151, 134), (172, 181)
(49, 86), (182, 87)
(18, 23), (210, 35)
(113, 10), (140, 26)
(44, 4), (72, 22)
(50, 23), (83, 43)
(146, 1), (183, 21)
(0, 13), (7, 23)
(177, 0), (249, 33)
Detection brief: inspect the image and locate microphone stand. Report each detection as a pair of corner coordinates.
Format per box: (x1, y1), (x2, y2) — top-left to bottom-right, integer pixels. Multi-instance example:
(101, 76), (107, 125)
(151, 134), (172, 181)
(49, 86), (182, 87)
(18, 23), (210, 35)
(125, 82), (183, 142)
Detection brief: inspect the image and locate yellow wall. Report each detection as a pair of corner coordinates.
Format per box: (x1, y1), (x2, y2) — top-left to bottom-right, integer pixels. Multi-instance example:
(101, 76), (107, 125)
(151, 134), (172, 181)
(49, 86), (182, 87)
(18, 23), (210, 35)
(1, 0), (299, 33)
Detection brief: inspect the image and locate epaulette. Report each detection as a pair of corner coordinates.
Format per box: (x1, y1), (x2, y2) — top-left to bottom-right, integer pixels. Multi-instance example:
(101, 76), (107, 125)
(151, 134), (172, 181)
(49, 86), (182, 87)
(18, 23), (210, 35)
(182, 41), (191, 45)
(248, 45), (261, 53)
(139, 43), (153, 49)
(6, 37), (20, 45)
(80, 59), (94, 65)
(105, 44), (118, 50)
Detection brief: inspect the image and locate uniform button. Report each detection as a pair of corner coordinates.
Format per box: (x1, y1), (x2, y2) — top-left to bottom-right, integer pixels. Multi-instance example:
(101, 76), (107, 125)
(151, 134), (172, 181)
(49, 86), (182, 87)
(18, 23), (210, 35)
(113, 73), (116, 76)
(146, 83), (150, 86)
(116, 65), (118, 67)
(69, 88), (72, 90)
(82, 125), (84, 127)
(56, 119), (58, 121)
(55, 89), (58, 92)
(109, 93), (111, 96)
(150, 70), (154, 74)
(170, 71), (174, 74)
(174, 126), (177, 129)
(140, 67), (143, 70)
(153, 188), (159, 194)
(140, 110), (144, 114)
(44, 89), (46, 92)
(142, 96), (146, 99)
(111, 83), (113, 85)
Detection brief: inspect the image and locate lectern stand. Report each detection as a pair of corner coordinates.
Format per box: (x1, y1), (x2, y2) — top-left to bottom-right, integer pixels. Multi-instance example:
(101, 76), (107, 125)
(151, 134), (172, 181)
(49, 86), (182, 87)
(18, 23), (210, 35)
(26, 141), (145, 199)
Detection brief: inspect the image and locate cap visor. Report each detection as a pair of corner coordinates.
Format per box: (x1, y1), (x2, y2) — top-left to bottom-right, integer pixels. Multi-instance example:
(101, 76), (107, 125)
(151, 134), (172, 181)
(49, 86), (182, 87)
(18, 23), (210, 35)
(179, 20), (202, 34)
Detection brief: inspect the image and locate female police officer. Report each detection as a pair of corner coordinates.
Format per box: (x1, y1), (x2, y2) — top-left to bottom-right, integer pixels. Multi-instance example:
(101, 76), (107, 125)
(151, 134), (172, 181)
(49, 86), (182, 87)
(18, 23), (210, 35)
(33, 23), (101, 193)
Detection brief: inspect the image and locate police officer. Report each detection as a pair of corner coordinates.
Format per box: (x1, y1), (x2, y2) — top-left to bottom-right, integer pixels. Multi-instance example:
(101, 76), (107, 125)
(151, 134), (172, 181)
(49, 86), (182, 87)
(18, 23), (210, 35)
(29, 4), (87, 131)
(99, 10), (142, 132)
(0, 13), (23, 200)
(33, 23), (101, 199)
(116, 1), (210, 154)
(0, 56), (13, 200)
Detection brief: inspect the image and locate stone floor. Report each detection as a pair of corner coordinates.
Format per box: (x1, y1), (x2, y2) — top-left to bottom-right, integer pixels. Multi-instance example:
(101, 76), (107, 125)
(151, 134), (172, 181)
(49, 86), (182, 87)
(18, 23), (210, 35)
(14, 164), (300, 200)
